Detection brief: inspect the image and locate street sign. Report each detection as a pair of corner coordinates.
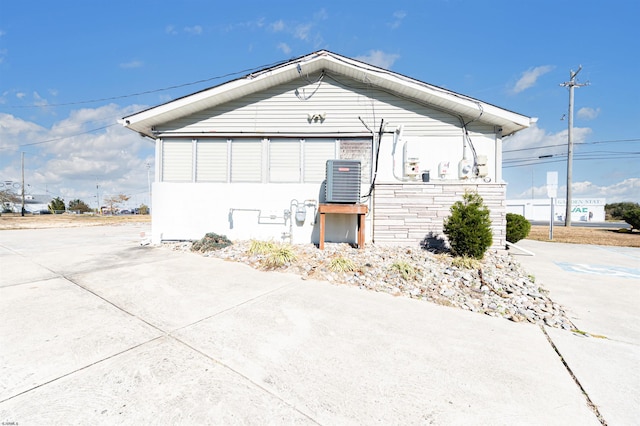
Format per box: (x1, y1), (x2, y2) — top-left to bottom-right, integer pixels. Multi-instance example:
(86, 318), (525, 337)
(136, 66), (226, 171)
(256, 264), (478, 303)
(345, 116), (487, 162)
(547, 171), (558, 199)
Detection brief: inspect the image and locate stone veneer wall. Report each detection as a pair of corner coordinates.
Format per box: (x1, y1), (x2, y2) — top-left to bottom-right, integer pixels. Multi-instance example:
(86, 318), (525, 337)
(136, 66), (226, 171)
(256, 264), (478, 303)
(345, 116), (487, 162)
(372, 182), (507, 250)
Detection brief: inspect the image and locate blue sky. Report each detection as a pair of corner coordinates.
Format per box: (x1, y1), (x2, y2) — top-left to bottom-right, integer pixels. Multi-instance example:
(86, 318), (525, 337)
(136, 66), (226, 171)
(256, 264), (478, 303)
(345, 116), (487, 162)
(1, 0), (639, 209)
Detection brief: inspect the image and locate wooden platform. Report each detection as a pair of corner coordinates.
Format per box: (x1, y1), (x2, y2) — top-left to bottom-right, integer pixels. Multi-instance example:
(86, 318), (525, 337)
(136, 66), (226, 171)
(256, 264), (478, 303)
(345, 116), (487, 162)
(317, 203), (368, 250)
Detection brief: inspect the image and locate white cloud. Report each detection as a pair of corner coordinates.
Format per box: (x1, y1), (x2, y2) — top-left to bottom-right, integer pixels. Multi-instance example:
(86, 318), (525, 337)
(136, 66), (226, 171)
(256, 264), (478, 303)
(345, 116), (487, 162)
(577, 107), (600, 120)
(32, 92), (49, 107)
(511, 65), (554, 94)
(511, 178), (640, 203)
(504, 123), (592, 161)
(277, 42), (291, 55)
(314, 9), (328, 20)
(184, 25), (203, 35)
(0, 105), (155, 206)
(571, 178), (640, 203)
(294, 24), (312, 41)
(389, 10), (407, 29)
(165, 25), (178, 35)
(355, 50), (400, 69)
(271, 20), (285, 32)
(120, 60), (143, 69)
(16, 92), (26, 99)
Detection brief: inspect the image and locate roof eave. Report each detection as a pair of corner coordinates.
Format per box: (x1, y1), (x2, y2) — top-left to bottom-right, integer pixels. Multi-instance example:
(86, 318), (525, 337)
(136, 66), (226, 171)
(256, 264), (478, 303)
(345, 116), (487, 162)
(123, 50), (531, 138)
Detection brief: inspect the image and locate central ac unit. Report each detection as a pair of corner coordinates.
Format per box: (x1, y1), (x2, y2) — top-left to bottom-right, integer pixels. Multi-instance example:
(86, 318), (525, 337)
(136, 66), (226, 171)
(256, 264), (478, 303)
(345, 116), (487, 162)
(325, 160), (361, 203)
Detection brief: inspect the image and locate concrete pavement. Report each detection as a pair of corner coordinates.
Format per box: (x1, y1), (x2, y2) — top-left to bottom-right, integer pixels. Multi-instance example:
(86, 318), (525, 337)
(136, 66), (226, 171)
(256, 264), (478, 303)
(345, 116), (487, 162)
(0, 224), (634, 424)
(514, 240), (640, 426)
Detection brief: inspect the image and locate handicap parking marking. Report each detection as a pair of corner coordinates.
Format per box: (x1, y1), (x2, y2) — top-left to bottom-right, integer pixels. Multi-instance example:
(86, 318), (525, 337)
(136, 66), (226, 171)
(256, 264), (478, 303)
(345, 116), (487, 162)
(555, 262), (640, 280)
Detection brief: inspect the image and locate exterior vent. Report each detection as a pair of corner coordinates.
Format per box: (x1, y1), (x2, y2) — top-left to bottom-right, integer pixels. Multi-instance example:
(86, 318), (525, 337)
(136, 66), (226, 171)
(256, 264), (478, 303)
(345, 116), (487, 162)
(325, 160), (361, 203)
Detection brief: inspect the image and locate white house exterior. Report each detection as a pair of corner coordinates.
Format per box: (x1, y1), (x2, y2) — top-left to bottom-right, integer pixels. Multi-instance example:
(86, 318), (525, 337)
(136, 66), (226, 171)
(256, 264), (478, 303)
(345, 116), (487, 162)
(123, 50), (532, 248)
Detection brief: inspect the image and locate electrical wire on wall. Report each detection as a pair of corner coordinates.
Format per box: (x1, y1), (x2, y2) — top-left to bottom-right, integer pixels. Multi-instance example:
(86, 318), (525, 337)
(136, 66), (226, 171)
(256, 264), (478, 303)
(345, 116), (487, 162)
(458, 102), (484, 177)
(294, 66), (325, 101)
(360, 118), (385, 201)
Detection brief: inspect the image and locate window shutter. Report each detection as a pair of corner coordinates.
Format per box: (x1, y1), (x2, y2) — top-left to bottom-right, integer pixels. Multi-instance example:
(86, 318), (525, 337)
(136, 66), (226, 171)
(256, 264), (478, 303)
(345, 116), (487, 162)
(303, 139), (335, 183)
(162, 139), (193, 182)
(231, 139), (262, 182)
(196, 140), (227, 182)
(269, 139), (300, 182)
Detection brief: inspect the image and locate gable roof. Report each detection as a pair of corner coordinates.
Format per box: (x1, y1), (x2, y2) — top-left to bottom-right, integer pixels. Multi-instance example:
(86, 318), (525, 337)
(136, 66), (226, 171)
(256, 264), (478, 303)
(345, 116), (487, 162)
(122, 50), (532, 138)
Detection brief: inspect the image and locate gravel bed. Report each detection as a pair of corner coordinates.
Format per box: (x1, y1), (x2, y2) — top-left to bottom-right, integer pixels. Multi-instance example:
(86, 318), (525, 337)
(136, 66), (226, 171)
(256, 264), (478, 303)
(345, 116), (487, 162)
(166, 241), (575, 330)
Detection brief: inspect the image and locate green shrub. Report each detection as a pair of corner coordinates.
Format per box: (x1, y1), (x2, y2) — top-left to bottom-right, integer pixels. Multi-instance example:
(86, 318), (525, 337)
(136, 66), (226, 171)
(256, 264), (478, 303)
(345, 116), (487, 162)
(390, 261), (417, 281)
(443, 191), (493, 259)
(192, 232), (233, 252)
(622, 207), (640, 231)
(451, 256), (481, 270)
(264, 245), (297, 268)
(605, 202), (640, 220)
(329, 257), (356, 273)
(506, 213), (531, 243)
(248, 240), (277, 255)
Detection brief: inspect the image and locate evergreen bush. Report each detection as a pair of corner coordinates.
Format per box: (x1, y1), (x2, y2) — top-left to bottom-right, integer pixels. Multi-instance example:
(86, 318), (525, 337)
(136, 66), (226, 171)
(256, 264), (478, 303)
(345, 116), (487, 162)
(443, 191), (493, 259)
(622, 207), (640, 231)
(506, 213), (531, 243)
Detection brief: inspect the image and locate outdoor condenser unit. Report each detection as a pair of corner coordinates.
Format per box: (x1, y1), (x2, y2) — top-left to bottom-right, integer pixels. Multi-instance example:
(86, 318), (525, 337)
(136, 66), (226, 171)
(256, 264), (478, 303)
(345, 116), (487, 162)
(325, 160), (361, 203)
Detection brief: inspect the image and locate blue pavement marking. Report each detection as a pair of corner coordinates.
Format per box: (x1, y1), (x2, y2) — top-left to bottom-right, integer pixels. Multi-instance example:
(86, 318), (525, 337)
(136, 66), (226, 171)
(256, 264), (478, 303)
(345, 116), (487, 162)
(555, 262), (640, 280)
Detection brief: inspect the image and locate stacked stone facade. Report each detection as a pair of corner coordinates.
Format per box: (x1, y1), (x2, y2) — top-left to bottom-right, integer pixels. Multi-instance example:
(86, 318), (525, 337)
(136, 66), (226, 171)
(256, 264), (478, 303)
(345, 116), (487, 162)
(372, 182), (507, 250)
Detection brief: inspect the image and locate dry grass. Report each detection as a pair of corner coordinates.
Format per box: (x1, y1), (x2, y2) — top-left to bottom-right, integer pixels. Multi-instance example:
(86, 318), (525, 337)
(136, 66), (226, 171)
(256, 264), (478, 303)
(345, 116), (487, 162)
(2, 213), (637, 248)
(0, 213), (151, 230)
(527, 225), (640, 247)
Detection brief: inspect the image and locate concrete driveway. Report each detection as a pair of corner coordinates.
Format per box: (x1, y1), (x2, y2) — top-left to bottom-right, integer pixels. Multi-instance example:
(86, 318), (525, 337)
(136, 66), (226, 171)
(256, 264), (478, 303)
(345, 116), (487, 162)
(0, 224), (636, 424)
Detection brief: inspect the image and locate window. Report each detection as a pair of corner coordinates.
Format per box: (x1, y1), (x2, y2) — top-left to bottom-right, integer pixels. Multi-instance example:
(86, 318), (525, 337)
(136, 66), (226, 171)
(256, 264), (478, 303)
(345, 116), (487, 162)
(303, 139), (336, 183)
(196, 140), (227, 182)
(339, 138), (372, 185)
(231, 139), (262, 182)
(269, 139), (301, 182)
(162, 139), (193, 182)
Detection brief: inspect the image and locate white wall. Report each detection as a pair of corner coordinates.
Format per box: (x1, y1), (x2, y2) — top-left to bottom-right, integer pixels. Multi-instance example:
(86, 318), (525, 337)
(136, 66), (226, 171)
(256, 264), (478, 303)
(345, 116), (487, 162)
(151, 72), (505, 245)
(152, 182), (370, 245)
(375, 129), (497, 184)
(506, 198), (606, 222)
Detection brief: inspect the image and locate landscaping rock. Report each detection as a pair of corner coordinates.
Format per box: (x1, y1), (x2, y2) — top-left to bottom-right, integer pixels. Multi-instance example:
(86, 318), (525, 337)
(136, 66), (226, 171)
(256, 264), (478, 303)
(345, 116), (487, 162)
(165, 241), (575, 330)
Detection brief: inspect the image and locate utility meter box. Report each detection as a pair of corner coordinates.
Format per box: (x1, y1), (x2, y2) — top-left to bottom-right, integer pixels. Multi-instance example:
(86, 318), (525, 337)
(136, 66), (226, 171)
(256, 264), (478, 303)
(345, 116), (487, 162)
(404, 158), (420, 179)
(476, 155), (489, 177)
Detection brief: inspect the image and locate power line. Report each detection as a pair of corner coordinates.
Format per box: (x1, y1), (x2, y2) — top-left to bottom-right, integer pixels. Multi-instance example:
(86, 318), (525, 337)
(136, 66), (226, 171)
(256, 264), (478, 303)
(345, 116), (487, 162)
(0, 124), (118, 152)
(503, 152), (640, 168)
(503, 138), (640, 154)
(3, 59), (289, 108)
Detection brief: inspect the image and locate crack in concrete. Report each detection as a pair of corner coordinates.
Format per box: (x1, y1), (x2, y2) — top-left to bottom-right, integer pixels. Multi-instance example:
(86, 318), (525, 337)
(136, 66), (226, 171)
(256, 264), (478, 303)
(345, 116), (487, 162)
(540, 325), (608, 425)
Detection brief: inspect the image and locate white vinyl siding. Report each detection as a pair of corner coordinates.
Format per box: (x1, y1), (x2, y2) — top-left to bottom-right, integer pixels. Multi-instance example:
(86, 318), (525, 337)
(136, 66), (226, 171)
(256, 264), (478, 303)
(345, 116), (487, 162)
(162, 139), (193, 182)
(303, 139), (336, 183)
(196, 140), (227, 182)
(231, 139), (262, 182)
(269, 139), (300, 182)
(157, 76), (463, 137)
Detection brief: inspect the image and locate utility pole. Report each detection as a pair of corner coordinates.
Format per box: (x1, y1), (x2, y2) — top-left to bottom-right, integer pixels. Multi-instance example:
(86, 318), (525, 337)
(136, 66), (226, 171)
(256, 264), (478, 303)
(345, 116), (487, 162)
(560, 66), (588, 227)
(21, 152), (25, 216)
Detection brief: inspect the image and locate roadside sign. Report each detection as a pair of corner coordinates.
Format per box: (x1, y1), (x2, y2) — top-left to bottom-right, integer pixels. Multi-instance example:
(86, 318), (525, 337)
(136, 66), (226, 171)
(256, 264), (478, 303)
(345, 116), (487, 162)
(547, 171), (558, 198)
